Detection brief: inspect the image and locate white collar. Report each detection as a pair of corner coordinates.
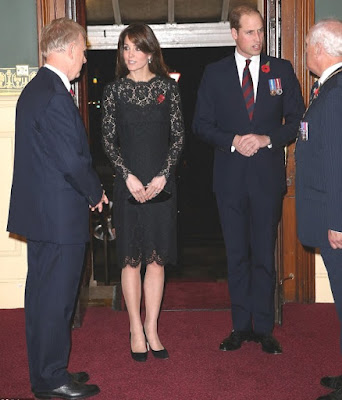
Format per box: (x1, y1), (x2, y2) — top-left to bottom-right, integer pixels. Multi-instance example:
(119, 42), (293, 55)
(44, 64), (71, 92)
(319, 62), (342, 85)
(234, 50), (260, 68)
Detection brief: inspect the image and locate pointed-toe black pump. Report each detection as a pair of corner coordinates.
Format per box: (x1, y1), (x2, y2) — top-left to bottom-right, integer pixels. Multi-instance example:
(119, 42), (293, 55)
(144, 330), (169, 360)
(129, 333), (148, 362)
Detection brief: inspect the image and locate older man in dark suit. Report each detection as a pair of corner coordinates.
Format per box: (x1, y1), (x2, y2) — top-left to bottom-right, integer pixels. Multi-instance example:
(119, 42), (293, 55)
(296, 19), (342, 400)
(193, 5), (304, 354)
(7, 18), (107, 399)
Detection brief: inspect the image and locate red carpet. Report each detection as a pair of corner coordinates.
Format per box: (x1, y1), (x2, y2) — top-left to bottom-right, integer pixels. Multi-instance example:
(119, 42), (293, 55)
(121, 281), (230, 311)
(0, 304), (341, 400)
(162, 281), (230, 310)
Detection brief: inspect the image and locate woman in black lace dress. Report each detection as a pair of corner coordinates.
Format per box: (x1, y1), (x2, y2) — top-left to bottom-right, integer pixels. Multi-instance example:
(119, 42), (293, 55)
(102, 24), (184, 362)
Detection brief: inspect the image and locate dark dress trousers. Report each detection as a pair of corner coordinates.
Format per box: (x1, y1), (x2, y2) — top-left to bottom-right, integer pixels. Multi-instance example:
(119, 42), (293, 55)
(193, 53), (304, 334)
(296, 68), (342, 351)
(7, 67), (102, 391)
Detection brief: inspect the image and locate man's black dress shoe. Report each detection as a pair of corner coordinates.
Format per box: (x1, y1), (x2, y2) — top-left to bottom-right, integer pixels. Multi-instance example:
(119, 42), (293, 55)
(253, 333), (282, 354)
(321, 375), (342, 390)
(71, 372), (90, 384)
(219, 330), (253, 351)
(33, 380), (100, 399)
(317, 387), (342, 400)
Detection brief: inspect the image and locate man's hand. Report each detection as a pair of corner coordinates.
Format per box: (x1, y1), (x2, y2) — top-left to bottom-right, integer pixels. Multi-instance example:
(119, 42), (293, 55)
(328, 229), (342, 249)
(233, 134), (271, 157)
(90, 191), (109, 213)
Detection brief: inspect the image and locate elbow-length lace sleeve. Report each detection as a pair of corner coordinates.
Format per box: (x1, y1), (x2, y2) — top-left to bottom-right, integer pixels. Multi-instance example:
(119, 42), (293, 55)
(157, 81), (185, 179)
(102, 84), (131, 180)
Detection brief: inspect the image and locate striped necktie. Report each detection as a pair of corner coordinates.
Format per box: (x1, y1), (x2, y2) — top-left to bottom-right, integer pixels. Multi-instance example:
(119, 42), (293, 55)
(309, 80), (319, 102)
(242, 59), (254, 120)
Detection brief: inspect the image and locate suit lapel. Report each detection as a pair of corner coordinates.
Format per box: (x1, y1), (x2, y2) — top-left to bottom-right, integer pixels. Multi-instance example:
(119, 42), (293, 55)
(254, 54), (270, 119)
(227, 55), (243, 92)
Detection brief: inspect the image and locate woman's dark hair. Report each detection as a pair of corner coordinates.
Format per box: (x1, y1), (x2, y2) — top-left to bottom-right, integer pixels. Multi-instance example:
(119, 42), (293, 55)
(116, 23), (170, 79)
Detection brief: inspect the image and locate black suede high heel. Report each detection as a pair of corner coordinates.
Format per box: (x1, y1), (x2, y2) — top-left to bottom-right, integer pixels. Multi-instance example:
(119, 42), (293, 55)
(144, 330), (169, 360)
(129, 333), (148, 362)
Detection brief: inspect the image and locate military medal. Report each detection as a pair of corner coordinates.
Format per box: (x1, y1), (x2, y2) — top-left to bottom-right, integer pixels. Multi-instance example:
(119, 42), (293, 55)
(299, 121), (309, 141)
(275, 78), (283, 95)
(268, 79), (277, 96)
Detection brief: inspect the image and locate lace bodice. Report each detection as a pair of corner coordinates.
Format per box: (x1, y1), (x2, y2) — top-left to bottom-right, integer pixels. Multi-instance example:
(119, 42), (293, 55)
(102, 76), (184, 184)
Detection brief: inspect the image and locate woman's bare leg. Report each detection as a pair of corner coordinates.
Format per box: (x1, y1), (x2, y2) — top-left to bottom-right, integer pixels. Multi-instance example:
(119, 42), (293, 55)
(121, 263), (146, 352)
(143, 261), (165, 350)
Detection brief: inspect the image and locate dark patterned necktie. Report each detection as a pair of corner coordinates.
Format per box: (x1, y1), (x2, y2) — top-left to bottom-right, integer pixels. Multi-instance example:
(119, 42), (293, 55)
(69, 88), (77, 105)
(309, 80), (319, 102)
(242, 59), (254, 120)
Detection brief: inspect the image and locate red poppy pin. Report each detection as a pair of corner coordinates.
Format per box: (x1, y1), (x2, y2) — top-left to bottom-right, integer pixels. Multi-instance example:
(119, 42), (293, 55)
(157, 94), (165, 104)
(261, 61), (270, 73)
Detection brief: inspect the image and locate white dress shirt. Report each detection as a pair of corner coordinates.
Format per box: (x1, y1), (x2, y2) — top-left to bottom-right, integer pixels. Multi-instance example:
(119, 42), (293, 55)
(231, 51), (264, 152)
(235, 50), (260, 101)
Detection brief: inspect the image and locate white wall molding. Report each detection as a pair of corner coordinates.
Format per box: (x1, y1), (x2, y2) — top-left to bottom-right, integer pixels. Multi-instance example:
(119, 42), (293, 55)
(0, 94), (27, 309)
(87, 22), (234, 50)
(315, 252), (333, 303)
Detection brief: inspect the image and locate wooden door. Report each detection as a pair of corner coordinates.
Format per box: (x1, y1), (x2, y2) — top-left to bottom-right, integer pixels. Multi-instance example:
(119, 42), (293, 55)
(275, 0), (316, 304)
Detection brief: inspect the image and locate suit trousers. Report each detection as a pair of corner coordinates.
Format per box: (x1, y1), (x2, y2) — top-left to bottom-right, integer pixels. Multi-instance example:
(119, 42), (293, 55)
(26, 240), (86, 391)
(216, 175), (282, 334)
(320, 246), (342, 353)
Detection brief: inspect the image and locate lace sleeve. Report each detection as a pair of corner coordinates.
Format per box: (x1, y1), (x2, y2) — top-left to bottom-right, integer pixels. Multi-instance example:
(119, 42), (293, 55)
(157, 81), (185, 179)
(102, 83), (131, 180)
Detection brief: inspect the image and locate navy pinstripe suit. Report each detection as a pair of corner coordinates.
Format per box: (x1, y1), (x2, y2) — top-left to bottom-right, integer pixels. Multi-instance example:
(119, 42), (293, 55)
(7, 67), (103, 391)
(296, 67), (342, 351)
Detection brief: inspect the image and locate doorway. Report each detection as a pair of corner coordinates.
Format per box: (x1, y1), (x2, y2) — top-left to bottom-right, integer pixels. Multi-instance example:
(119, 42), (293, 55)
(87, 46), (234, 285)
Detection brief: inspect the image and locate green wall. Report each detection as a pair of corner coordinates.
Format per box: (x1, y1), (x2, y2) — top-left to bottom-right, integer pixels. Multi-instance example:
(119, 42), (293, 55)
(0, 0), (38, 68)
(316, 0), (342, 21)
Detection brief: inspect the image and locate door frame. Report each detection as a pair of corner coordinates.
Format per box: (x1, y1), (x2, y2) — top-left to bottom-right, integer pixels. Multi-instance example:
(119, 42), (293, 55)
(36, 0), (316, 304)
(278, 0), (315, 303)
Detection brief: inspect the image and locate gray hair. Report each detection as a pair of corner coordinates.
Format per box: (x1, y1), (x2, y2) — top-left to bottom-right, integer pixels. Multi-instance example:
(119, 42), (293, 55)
(40, 18), (86, 58)
(309, 19), (342, 57)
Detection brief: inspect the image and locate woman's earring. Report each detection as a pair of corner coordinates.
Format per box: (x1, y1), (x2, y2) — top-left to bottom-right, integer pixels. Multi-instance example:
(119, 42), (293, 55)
(148, 58), (152, 64)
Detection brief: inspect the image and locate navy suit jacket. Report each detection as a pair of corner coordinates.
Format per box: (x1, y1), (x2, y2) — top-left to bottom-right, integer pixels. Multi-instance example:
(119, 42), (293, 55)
(7, 67), (102, 244)
(193, 53), (304, 197)
(296, 68), (342, 248)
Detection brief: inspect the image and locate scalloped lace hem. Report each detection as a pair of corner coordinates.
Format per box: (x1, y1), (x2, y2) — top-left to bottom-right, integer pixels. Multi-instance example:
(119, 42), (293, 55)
(122, 250), (167, 268)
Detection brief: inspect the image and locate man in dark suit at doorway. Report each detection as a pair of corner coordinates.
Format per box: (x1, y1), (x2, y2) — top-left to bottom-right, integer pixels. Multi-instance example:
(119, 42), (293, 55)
(7, 18), (107, 399)
(296, 19), (342, 400)
(193, 5), (304, 354)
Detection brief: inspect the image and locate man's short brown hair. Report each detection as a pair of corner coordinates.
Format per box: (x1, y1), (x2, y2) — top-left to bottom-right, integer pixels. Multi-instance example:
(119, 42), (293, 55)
(229, 5), (264, 31)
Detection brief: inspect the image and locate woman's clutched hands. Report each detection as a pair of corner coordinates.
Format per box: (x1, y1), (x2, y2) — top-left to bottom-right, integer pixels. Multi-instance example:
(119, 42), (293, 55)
(126, 174), (167, 203)
(145, 175), (167, 201)
(126, 174), (148, 203)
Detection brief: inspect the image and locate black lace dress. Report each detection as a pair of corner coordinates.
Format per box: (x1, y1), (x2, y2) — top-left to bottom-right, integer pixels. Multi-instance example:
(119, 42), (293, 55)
(102, 76), (184, 268)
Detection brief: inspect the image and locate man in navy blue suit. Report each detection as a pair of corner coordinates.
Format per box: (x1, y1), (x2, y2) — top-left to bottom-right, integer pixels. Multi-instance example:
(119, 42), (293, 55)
(193, 5), (304, 354)
(7, 18), (107, 399)
(296, 19), (342, 400)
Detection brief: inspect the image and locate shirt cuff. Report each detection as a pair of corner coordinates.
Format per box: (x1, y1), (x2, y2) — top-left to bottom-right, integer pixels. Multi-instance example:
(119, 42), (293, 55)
(232, 144), (271, 152)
